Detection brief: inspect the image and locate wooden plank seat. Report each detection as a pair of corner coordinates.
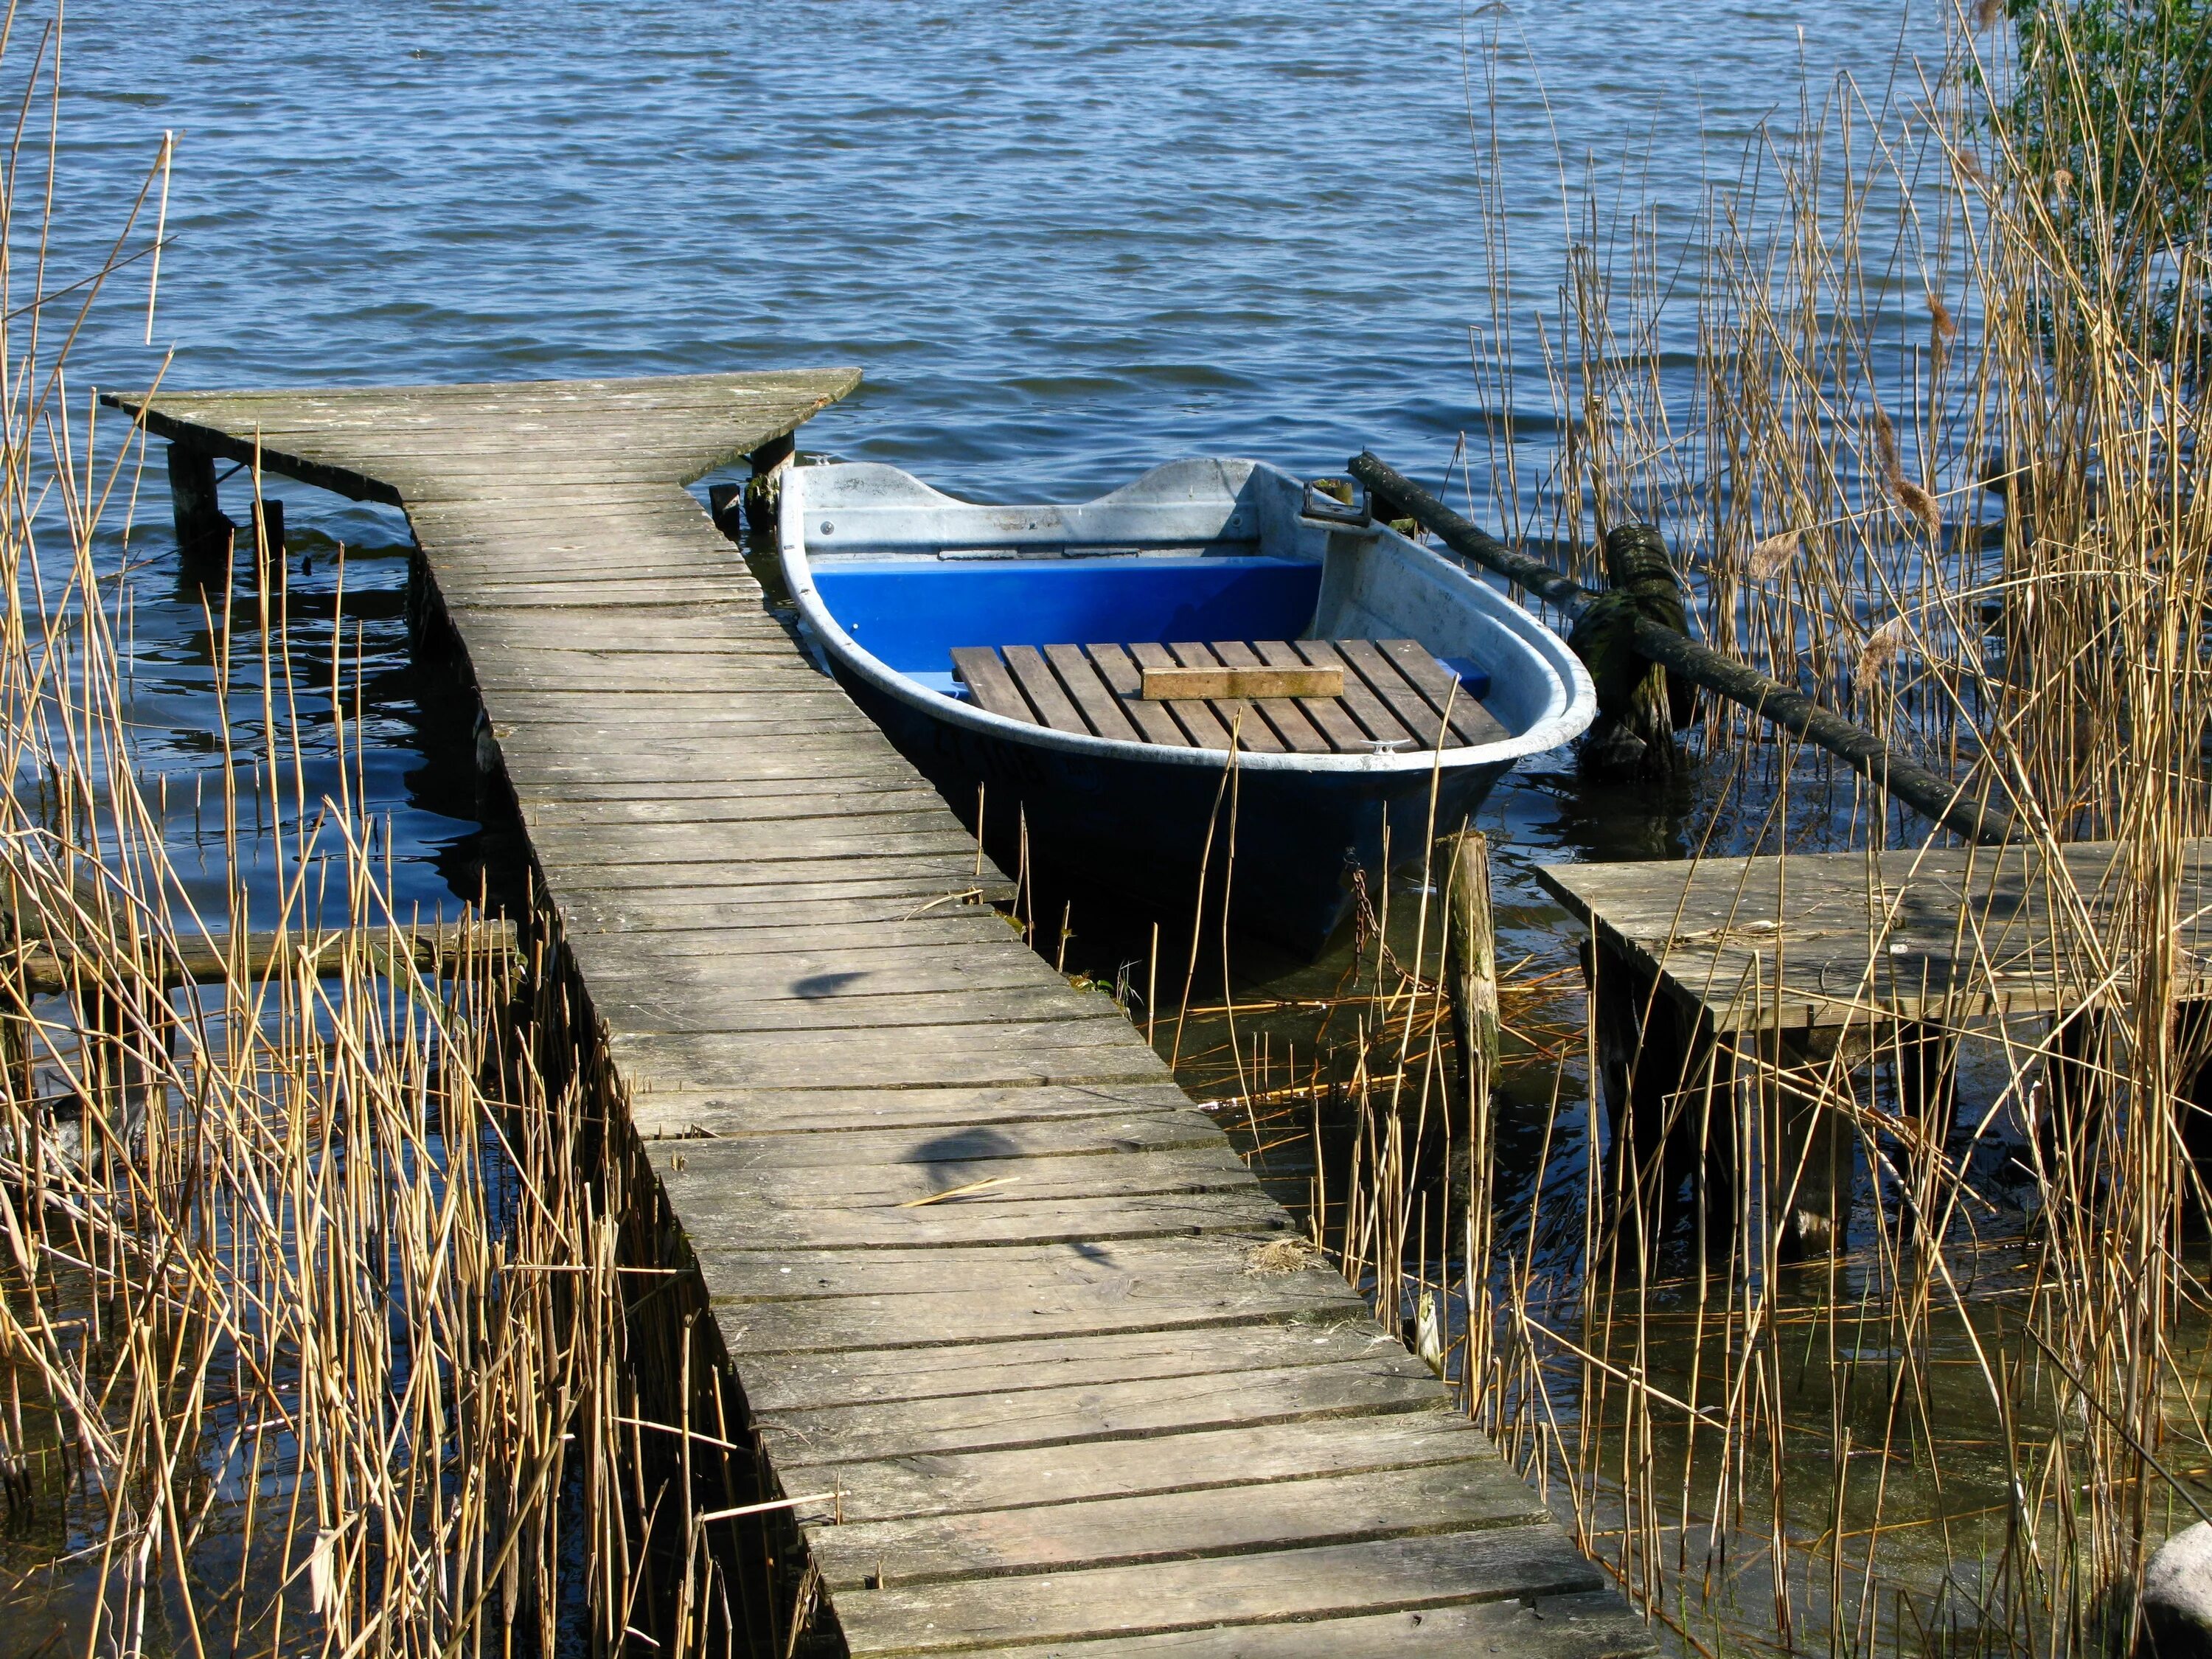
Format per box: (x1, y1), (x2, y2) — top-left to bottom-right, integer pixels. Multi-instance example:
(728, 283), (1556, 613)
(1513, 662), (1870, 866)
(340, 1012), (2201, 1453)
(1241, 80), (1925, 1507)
(950, 639), (1507, 754)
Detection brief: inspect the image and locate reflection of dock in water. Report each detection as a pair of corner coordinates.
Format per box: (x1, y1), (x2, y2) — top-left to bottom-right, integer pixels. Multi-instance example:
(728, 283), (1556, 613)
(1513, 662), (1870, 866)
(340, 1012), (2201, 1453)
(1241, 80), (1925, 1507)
(108, 373), (1651, 1657)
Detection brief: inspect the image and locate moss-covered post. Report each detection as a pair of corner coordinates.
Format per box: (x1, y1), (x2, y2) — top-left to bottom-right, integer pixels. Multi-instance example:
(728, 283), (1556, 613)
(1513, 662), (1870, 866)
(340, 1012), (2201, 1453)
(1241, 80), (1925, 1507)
(743, 433), (796, 535)
(1568, 524), (1696, 776)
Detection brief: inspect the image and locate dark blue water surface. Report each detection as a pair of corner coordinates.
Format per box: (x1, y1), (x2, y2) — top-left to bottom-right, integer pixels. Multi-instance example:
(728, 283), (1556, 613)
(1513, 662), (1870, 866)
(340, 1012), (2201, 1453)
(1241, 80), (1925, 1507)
(42, 0), (1941, 916)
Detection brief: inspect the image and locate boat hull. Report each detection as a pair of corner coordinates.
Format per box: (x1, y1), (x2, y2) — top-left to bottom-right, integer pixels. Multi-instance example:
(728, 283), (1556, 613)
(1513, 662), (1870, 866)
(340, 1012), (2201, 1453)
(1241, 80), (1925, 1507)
(778, 457), (1594, 957)
(835, 662), (1507, 951)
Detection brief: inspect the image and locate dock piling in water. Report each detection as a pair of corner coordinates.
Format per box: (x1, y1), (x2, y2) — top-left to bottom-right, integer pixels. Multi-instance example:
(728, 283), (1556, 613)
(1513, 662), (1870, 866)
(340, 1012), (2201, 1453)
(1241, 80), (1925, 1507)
(164, 439), (234, 563)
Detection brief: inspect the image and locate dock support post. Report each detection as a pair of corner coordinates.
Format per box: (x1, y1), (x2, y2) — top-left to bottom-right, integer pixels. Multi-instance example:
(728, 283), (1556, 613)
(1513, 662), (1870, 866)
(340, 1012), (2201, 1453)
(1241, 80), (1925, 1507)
(744, 433), (796, 534)
(1586, 937), (1725, 1239)
(1761, 1027), (1868, 1261)
(166, 442), (235, 563)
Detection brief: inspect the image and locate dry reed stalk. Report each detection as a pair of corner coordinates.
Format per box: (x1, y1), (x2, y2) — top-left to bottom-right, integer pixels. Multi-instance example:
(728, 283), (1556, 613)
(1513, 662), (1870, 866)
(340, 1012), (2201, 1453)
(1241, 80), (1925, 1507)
(0, 26), (754, 1654)
(1452, 11), (2212, 1656)
(1158, 13), (2212, 1659)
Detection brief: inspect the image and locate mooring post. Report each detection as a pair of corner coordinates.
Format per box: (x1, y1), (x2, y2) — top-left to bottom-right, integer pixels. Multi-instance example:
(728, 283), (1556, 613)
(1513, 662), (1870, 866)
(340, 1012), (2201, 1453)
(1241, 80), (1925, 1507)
(165, 441), (236, 563)
(743, 432), (796, 534)
(1441, 830), (1498, 1110)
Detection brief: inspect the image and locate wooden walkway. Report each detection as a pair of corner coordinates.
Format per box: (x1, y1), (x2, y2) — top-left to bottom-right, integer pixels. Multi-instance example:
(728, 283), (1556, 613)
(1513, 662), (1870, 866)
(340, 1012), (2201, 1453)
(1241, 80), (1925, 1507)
(1537, 840), (2212, 1254)
(1539, 840), (2212, 1036)
(106, 374), (1648, 1658)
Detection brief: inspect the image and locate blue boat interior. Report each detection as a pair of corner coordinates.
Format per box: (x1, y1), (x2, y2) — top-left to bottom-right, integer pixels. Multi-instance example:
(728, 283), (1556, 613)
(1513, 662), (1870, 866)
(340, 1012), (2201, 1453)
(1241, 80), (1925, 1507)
(810, 556), (1489, 699)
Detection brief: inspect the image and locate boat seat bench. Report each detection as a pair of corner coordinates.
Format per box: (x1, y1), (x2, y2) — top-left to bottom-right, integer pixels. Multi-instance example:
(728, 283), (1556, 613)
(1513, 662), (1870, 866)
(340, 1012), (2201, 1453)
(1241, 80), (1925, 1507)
(948, 639), (1506, 754)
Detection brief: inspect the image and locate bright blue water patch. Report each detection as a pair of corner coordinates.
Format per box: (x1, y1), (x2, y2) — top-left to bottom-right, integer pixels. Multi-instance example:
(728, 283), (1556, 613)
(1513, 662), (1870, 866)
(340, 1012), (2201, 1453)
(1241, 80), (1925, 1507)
(812, 557), (1323, 675)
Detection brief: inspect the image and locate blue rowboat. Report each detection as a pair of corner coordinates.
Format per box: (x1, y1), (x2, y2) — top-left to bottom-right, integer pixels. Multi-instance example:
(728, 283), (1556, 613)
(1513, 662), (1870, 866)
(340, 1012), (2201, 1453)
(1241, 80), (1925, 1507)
(778, 459), (1594, 953)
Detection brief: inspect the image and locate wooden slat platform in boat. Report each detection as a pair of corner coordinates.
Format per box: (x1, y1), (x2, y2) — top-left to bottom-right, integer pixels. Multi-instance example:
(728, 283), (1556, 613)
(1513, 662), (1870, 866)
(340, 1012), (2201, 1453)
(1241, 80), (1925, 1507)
(951, 639), (1508, 751)
(103, 373), (1645, 1658)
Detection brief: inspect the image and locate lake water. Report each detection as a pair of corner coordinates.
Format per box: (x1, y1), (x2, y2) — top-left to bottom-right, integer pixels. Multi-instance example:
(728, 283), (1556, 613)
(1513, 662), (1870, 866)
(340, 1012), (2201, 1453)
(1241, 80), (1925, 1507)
(26, 2), (1989, 1649)
(48, 0), (1948, 918)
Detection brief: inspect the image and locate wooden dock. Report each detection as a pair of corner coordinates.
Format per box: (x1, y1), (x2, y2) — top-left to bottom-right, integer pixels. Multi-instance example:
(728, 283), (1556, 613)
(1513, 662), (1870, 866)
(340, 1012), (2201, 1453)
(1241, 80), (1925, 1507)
(105, 374), (1649, 1658)
(1540, 840), (2212, 1037)
(1537, 840), (2212, 1253)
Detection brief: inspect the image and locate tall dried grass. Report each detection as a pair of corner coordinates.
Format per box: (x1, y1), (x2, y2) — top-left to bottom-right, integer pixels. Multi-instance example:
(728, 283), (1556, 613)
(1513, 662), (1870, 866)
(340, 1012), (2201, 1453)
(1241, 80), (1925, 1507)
(1181, 7), (2212, 1657)
(0, 27), (766, 1654)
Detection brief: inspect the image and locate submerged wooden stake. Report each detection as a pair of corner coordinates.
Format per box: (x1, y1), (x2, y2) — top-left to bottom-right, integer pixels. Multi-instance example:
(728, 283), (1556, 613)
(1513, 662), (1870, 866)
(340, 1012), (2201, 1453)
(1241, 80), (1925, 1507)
(1441, 830), (1499, 1109)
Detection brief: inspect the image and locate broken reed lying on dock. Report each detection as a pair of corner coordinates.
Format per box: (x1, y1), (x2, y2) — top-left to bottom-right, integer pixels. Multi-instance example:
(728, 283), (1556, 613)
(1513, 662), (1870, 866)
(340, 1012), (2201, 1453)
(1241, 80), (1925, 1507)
(1346, 450), (2017, 846)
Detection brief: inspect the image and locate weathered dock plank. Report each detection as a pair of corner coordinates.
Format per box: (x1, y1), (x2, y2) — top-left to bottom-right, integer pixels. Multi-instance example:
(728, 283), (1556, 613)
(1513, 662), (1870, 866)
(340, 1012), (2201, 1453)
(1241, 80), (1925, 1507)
(1540, 838), (2212, 1033)
(104, 372), (1645, 1658)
